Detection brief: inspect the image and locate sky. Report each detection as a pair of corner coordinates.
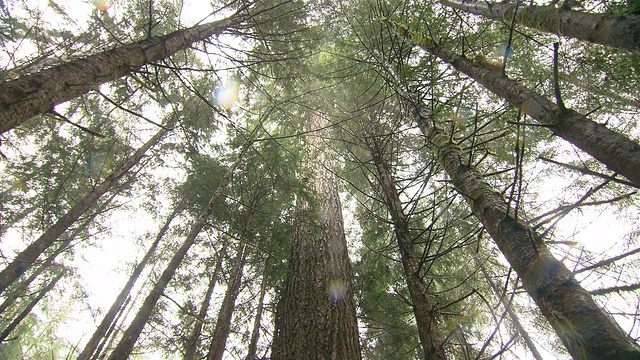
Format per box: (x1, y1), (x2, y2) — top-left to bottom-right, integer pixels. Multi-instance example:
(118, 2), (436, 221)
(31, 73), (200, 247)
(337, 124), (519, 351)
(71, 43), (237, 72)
(0, 0), (639, 359)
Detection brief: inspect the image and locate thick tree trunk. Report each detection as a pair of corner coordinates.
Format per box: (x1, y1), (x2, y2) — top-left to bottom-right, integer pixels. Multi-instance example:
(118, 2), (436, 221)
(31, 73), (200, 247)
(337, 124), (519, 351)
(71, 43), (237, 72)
(0, 120), (174, 295)
(0, 270), (64, 343)
(468, 248), (544, 360)
(397, 84), (640, 359)
(206, 244), (247, 360)
(370, 150), (447, 360)
(441, 0), (640, 53)
(271, 110), (361, 360)
(78, 202), (184, 360)
(245, 259), (270, 360)
(183, 243), (225, 360)
(106, 142), (251, 360)
(387, 20), (640, 187)
(0, 13), (245, 134)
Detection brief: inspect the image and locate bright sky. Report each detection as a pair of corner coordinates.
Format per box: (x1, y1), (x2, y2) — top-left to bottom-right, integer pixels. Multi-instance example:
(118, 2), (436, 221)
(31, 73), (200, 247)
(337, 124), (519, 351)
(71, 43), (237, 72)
(1, 1), (638, 359)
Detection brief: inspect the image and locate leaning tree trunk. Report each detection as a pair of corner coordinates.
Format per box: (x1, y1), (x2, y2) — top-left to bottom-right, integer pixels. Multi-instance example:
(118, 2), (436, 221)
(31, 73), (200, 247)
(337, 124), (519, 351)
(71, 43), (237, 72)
(441, 0), (640, 53)
(369, 147), (447, 360)
(0, 270), (65, 343)
(0, 118), (175, 295)
(0, 13), (246, 134)
(468, 248), (544, 360)
(385, 19), (640, 187)
(106, 140), (252, 360)
(183, 241), (226, 360)
(271, 110), (361, 360)
(206, 243), (247, 360)
(78, 201), (184, 360)
(392, 80), (640, 358)
(0, 190), (116, 317)
(246, 258), (270, 360)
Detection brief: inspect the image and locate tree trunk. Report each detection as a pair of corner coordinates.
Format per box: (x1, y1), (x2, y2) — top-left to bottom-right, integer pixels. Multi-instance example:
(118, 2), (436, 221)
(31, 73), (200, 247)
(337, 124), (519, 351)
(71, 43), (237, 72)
(395, 83), (640, 359)
(370, 147), (447, 360)
(106, 142), (252, 360)
(78, 201), (184, 360)
(0, 13), (245, 134)
(206, 243), (247, 360)
(183, 241), (226, 360)
(468, 248), (544, 360)
(0, 270), (64, 343)
(0, 119), (175, 295)
(441, 0), (640, 53)
(386, 20), (640, 187)
(0, 191), (115, 317)
(245, 259), (270, 360)
(271, 110), (361, 360)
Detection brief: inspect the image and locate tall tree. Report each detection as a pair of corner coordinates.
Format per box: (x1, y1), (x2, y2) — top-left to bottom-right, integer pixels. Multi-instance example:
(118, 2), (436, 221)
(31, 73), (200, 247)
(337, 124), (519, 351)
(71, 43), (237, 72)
(271, 110), (361, 360)
(77, 201), (185, 360)
(441, 0), (640, 53)
(183, 243), (225, 360)
(384, 18), (640, 187)
(0, 13), (245, 134)
(106, 132), (256, 359)
(206, 243), (247, 360)
(0, 118), (175, 295)
(367, 137), (447, 360)
(390, 74), (640, 358)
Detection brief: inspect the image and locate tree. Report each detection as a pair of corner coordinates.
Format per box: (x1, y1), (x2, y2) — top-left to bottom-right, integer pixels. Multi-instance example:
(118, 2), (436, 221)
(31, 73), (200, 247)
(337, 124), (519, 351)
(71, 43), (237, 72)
(106, 133), (255, 359)
(0, 118), (175, 295)
(271, 110), (361, 359)
(440, 0), (640, 53)
(0, 13), (245, 134)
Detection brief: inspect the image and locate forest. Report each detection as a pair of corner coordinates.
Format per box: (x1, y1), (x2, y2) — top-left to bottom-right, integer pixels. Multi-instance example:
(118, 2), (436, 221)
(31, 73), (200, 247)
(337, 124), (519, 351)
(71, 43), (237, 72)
(0, 0), (639, 358)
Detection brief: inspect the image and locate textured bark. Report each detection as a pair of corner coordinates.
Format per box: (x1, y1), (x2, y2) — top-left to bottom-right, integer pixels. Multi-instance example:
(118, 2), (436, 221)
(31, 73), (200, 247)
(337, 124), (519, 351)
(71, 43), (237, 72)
(206, 244), (247, 360)
(442, 0), (640, 53)
(387, 21), (640, 187)
(184, 244), (225, 360)
(107, 143), (250, 360)
(0, 270), (64, 343)
(399, 85), (640, 359)
(0, 13), (245, 134)
(78, 202), (184, 360)
(370, 150), (447, 360)
(246, 259), (270, 360)
(271, 111), (361, 360)
(0, 121), (174, 296)
(468, 249), (544, 360)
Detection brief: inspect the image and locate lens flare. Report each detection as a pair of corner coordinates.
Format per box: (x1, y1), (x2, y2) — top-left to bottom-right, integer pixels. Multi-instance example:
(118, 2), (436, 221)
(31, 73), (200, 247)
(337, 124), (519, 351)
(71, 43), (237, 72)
(215, 79), (240, 110)
(328, 278), (347, 302)
(93, 0), (112, 12)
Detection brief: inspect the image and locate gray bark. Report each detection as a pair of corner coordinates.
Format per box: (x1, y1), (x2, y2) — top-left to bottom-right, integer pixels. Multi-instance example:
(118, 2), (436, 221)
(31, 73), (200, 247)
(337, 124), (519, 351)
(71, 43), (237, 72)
(442, 0), (640, 53)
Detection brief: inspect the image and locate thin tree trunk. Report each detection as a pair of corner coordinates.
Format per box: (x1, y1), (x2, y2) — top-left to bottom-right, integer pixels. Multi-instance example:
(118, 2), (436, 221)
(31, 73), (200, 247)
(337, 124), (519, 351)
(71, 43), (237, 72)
(386, 20), (640, 187)
(394, 82), (640, 359)
(0, 119), (175, 295)
(468, 248), (544, 360)
(0, 270), (64, 343)
(0, 13), (245, 134)
(78, 201), (185, 360)
(106, 140), (253, 360)
(0, 191), (115, 317)
(441, 0), (640, 53)
(0, 205), (37, 239)
(206, 243), (247, 360)
(272, 110), (361, 360)
(369, 148), (447, 360)
(245, 259), (270, 360)
(183, 242), (226, 360)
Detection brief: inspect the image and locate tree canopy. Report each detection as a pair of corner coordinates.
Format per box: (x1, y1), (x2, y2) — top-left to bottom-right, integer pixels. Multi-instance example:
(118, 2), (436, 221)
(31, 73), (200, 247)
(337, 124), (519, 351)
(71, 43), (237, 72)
(0, 0), (639, 359)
